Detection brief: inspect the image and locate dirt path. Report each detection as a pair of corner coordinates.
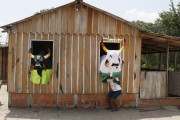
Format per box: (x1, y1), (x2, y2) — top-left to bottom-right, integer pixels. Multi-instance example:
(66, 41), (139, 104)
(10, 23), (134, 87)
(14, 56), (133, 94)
(1, 84), (180, 120)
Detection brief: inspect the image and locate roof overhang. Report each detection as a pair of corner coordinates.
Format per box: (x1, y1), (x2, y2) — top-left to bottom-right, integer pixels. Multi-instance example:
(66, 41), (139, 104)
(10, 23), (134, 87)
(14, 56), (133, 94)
(142, 32), (180, 54)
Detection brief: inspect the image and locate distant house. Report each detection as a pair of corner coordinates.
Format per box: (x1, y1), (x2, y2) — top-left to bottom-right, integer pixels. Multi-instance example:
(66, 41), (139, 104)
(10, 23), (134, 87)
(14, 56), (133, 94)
(1, 0), (180, 107)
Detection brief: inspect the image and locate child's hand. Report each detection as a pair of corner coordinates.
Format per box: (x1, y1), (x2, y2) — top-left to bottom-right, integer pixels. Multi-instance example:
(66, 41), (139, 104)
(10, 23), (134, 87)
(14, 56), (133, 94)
(107, 79), (113, 83)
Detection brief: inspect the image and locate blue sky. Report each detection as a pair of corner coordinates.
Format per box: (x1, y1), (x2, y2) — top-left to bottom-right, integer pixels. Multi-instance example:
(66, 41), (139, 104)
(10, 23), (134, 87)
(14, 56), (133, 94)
(0, 0), (180, 43)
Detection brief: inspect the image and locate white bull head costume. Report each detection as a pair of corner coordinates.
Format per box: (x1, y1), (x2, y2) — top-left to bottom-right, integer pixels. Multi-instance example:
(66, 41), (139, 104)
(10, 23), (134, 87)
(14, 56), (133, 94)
(99, 38), (126, 82)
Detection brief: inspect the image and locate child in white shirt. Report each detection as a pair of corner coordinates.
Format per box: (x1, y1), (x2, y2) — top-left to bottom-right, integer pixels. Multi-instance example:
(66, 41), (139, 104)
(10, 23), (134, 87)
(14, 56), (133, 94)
(106, 77), (121, 111)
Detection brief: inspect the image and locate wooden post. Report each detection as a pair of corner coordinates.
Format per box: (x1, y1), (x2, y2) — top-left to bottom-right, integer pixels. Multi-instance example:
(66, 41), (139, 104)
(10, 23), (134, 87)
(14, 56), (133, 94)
(2, 48), (4, 80)
(159, 53), (163, 71)
(166, 41), (169, 97)
(174, 52), (177, 71)
(0, 49), (2, 80)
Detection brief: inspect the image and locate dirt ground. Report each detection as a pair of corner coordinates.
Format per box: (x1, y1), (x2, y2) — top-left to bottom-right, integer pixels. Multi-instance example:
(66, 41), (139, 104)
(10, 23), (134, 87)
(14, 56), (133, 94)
(1, 84), (180, 120)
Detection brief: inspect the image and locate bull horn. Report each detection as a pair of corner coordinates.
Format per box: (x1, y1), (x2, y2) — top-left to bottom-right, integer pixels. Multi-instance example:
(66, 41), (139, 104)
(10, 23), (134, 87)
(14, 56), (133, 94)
(44, 48), (51, 59)
(101, 38), (108, 52)
(28, 48), (35, 58)
(119, 38), (126, 52)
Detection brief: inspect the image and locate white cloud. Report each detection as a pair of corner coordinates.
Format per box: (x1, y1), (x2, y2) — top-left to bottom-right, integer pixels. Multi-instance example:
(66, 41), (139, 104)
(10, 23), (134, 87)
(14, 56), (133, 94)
(0, 21), (8, 44)
(0, 21), (4, 26)
(122, 9), (159, 23)
(0, 32), (7, 44)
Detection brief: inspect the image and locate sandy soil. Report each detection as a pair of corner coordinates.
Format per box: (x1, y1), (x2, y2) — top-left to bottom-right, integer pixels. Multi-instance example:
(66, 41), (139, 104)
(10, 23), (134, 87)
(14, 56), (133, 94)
(1, 84), (180, 120)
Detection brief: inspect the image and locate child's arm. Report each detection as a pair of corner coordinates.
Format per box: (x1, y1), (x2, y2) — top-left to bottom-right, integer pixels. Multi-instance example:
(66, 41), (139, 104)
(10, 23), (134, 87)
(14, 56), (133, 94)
(113, 78), (120, 85)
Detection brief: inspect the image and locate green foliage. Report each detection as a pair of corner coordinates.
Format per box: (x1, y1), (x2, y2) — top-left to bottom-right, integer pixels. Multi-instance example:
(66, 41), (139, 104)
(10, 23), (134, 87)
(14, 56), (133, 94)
(155, 0), (180, 36)
(34, 7), (54, 15)
(136, 0), (180, 71)
(141, 53), (162, 70)
(133, 0), (180, 37)
(141, 52), (180, 71)
(132, 20), (156, 33)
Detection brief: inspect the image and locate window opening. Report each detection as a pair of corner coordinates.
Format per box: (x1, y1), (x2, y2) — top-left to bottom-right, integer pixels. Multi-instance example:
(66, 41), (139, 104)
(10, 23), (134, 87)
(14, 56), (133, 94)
(100, 42), (120, 57)
(29, 40), (53, 84)
(31, 41), (53, 68)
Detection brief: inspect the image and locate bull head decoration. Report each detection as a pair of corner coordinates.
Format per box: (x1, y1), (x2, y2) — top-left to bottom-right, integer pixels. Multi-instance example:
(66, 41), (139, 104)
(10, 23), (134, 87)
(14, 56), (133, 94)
(99, 38), (126, 81)
(29, 48), (51, 68)
(101, 38), (126, 53)
(101, 38), (126, 68)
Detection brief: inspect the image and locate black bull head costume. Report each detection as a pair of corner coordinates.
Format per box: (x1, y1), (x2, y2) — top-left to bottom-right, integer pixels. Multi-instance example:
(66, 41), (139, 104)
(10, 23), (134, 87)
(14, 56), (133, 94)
(29, 48), (51, 76)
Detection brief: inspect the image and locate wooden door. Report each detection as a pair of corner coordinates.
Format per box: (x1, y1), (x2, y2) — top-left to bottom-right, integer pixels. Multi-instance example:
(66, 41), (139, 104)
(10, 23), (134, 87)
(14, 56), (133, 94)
(168, 71), (180, 96)
(140, 71), (166, 99)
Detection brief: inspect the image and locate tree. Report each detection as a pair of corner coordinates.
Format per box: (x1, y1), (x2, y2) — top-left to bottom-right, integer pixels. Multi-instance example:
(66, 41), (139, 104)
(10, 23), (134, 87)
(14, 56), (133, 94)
(133, 0), (180, 71)
(133, 0), (180, 37)
(132, 20), (156, 33)
(155, 0), (180, 36)
(34, 7), (54, 15)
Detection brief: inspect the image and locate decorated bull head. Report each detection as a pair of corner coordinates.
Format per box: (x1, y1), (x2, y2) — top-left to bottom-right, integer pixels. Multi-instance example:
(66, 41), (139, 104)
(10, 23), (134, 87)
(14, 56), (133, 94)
(100, 38), (126, 81)
(29, 48), (51, 68)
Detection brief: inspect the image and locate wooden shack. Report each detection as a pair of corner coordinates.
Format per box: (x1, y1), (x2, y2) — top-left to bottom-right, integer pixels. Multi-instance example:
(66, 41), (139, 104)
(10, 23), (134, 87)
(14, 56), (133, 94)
(0, 46), (8, 82)
(1, 0), (180, 108)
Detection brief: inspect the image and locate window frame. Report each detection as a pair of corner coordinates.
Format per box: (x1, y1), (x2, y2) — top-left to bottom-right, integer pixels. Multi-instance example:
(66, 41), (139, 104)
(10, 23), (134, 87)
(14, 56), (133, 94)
(98, 41), (121, 72)
(29, 39), (54, 70)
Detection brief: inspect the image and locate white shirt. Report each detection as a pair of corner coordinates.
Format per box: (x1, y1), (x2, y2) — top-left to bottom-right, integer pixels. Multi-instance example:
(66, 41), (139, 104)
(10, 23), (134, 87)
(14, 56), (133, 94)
(107, 78), (121, 91)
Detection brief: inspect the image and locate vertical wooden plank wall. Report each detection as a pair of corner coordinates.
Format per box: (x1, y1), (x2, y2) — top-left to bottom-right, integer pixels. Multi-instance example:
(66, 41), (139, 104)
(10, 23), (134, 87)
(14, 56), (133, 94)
(72, 34), (78, 94)
(28, 33), (35, 94)
(97, 34), (103, 94)
(140, 71), (166, 99)
(8, 33), (16, 92)
(66, 34), (72, 93)
(84, 35), (90, 94)
(59, 34), (66, 94)
(22, 33), (29, 93)
(7, 34), (141, 94)
(53, 33), (59, 93)
(15, 32), (23, 93)
(78, 34), (83, 94)
(7, 3), (142, 94)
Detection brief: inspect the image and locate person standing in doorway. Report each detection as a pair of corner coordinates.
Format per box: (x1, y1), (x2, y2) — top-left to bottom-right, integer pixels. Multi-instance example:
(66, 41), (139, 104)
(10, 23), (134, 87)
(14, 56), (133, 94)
(106, 76), (121, 111)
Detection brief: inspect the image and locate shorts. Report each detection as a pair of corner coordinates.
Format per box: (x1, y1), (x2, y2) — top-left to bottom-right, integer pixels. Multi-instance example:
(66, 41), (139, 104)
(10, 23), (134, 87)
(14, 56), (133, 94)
(107, 90), (121, 99)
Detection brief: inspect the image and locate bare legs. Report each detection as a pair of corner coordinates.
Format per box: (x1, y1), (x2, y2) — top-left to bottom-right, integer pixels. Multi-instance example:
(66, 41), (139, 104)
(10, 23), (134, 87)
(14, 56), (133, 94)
(106, 97), (118, 111)
(111, 99), (118, 111)
(106, 97), (113, 109)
